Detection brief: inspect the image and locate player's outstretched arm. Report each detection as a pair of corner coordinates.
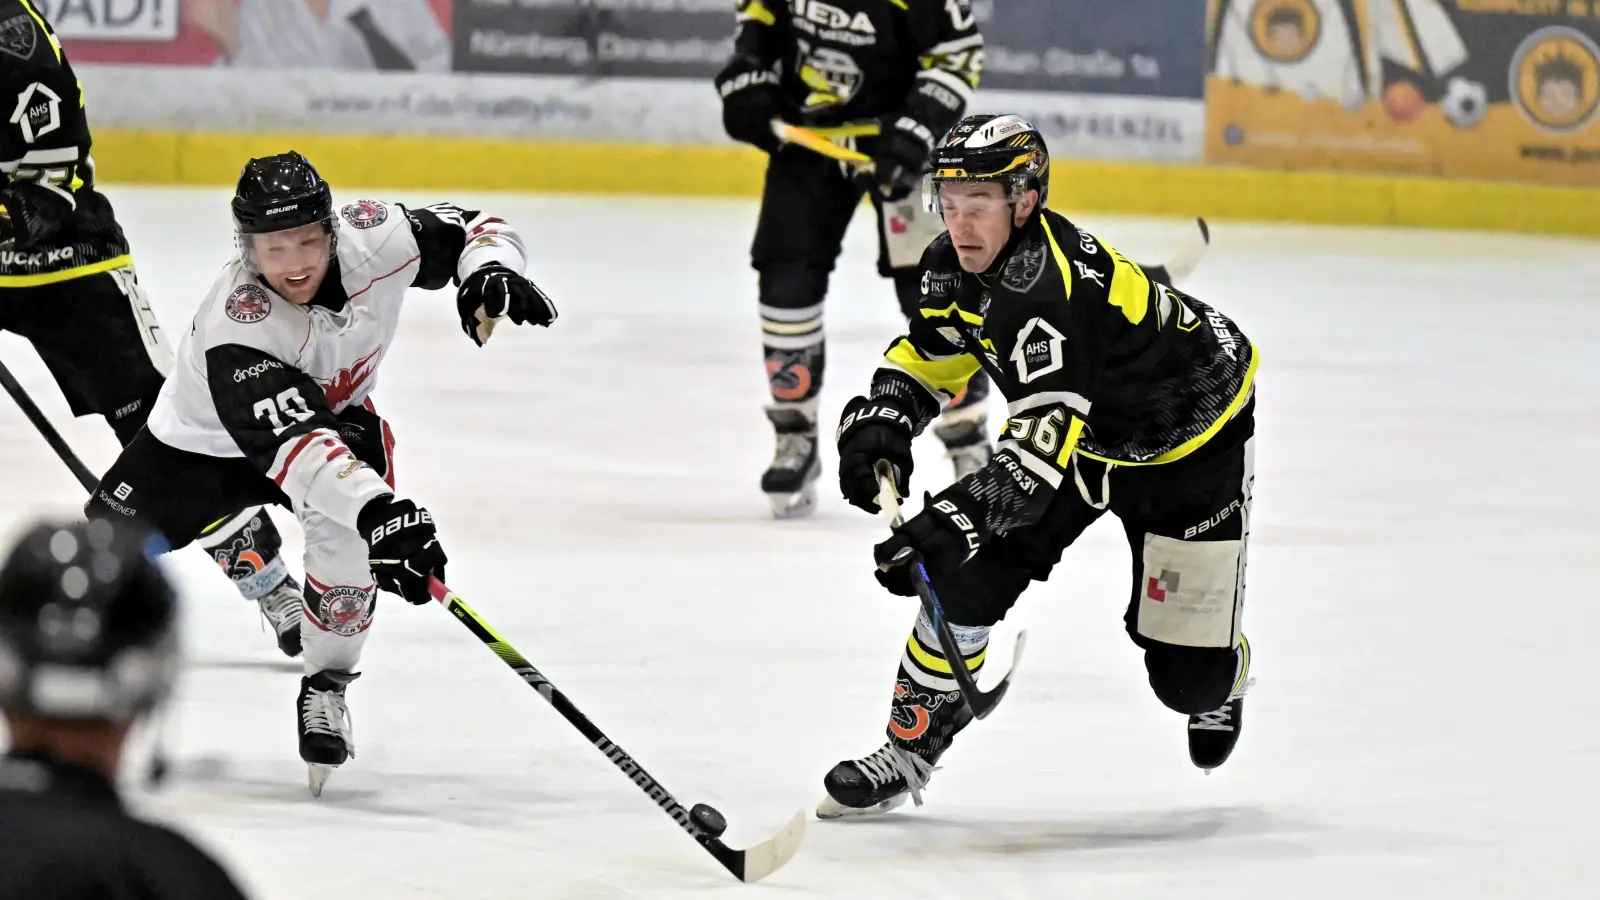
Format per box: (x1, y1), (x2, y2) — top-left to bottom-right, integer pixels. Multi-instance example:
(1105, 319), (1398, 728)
(401, 203), (558, 346)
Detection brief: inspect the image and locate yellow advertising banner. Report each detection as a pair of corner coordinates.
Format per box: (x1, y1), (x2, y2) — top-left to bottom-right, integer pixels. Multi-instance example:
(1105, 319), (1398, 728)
(1206, 0), (1600, 184)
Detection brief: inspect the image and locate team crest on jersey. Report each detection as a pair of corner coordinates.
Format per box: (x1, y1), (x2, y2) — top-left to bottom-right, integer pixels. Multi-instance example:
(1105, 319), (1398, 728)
(1001, 238), (1048, 293)
(316, 586), (373, 637)
(341, 200), (388, 229)
(225, 285), (272, 323)
(0, 14), (36, 61)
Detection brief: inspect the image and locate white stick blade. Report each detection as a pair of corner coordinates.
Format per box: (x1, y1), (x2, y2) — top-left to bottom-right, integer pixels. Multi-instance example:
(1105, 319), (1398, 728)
(737, 807), (807, 883)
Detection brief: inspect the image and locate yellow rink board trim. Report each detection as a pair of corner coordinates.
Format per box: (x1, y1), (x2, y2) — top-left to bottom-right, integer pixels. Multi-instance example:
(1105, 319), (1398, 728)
(91, 130), (1600, 237)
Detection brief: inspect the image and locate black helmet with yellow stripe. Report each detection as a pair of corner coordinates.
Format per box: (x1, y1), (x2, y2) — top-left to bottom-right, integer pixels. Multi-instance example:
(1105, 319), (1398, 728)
(925, 113), (1051, 212)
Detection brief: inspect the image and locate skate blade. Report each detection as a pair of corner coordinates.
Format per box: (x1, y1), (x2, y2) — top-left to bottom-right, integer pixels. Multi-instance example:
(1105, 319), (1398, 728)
(766, 485), (817, 519)
(307, 763), (335, 797)
(814, 792), (908, 820)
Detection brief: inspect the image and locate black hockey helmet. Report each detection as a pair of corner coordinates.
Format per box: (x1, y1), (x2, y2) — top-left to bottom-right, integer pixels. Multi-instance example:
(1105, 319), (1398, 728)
(232, 151), (337, 270)
(0, 519), (178, 722)
(924, 114), (1052, 213)
(232, 151), (333, 234)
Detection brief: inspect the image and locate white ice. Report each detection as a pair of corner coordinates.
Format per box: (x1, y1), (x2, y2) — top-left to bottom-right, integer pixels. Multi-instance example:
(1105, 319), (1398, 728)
(2, 187), (1598, 899)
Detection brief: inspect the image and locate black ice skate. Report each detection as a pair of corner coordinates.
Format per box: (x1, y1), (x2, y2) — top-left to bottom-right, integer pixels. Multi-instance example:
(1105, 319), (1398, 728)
(817, 671), (975, 819)
(933, 375), (992, 482)
(817, 743), (938, 818)
(256, 575), (304, 658)
(1188, 635), (1253, 771)
(299, 669), (359, 796)
(762, 404), (821, 518)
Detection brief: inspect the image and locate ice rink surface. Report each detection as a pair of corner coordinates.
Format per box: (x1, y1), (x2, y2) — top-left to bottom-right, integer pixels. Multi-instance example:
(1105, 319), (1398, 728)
(2, 186), (1598, 899)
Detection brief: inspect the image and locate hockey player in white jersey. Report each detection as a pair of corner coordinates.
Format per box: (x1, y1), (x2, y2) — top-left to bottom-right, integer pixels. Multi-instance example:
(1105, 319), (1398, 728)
(84, 152), (558, 794)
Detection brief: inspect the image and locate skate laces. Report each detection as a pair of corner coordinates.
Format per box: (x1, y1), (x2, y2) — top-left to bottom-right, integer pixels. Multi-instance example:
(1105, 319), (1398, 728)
(1191, 676), (1254, 731)
(858, 744), (936, 807)
(258, 588), (302, 636)
(301, 684), (354, 748)
(772, 430), (816, 472)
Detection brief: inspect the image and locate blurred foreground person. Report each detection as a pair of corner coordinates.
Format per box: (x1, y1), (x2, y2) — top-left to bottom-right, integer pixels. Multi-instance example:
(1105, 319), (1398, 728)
(0, 518), (252, 900)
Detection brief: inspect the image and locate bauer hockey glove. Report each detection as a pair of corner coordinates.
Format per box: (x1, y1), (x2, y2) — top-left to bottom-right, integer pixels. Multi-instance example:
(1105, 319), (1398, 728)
(872, 489), (984, 596)
(837, 395), (916, 514)
(715, 55), (785, 153)
(863, 116), (937, 202)
(456, 263), (559, 347)
(359, 496), (448, 605)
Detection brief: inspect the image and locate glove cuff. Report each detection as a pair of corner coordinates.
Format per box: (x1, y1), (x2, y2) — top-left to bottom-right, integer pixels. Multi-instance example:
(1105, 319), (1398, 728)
(924, 485), (987, 561)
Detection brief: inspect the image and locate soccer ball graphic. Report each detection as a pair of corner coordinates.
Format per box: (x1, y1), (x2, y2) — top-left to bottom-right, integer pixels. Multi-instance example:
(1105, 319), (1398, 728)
(1442, 77), (1489, 129)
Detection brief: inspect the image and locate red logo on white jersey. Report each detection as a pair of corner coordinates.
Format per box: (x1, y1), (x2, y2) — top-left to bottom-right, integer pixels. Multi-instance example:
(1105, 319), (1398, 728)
(317, 346), (381, 410)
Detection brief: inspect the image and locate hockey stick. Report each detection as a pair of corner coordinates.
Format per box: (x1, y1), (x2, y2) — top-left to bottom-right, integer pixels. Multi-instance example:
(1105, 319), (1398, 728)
(0, 357), (98, 492)
(426, 576), (806, 884)
(874, 461), (1026, 720)
(771, 119), (874, 167)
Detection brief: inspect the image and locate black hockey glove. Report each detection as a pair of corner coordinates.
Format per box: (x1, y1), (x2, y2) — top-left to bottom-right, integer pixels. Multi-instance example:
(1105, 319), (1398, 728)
(715, 55), (784, 153)
(0, 182), (73, 250)
(358, 496), (448, 606)
(872, 489), (983, 596)
(836, 395), (916, 514)
(456, 263), (558, 347)
(862, 115), (937, 202)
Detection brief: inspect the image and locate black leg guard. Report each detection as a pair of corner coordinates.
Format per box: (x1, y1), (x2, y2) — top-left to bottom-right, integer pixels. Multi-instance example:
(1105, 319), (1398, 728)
(1143, 642), (1241, 716)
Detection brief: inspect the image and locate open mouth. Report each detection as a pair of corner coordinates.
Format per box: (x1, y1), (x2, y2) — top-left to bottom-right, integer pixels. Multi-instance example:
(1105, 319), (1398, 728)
(285, 274), (311, 288)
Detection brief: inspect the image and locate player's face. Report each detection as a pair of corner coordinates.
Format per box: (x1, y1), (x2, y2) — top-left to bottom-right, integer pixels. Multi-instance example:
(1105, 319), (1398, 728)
(939, 182), (1027, 273)
(251, 224), (332, 304)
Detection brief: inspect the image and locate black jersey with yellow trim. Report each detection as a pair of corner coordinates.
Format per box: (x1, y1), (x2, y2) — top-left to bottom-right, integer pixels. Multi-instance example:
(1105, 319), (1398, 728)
(731, 0), (982, 134)
(869, 208), (1255, 539)
(0, 0), (131, 286)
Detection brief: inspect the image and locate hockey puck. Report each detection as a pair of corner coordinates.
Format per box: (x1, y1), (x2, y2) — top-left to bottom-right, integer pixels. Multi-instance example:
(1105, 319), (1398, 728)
(690, 803), (727, 838)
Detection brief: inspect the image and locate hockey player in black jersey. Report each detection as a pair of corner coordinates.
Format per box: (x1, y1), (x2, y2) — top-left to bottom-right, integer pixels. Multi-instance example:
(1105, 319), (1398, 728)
(0, 518), (253, 900)
(821, 115), (1259, 817)
(0, 0), (308, 656)
(715, 0), (991, 517)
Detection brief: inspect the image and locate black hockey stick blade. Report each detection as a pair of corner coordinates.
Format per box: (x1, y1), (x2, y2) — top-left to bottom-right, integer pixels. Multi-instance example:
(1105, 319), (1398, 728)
(426, 577), (806, 883)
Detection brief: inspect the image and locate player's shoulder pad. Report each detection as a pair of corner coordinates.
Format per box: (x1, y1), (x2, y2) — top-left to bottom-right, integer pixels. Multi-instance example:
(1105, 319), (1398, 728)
(0, 2), (60, 69)
(202, 265), (309, 359)
(333, 199), (420, 290)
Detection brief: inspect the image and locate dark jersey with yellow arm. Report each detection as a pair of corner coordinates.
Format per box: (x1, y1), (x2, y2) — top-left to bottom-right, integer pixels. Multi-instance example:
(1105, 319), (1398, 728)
(0, 0), (130, 286)
(872, 208), (1257, 540)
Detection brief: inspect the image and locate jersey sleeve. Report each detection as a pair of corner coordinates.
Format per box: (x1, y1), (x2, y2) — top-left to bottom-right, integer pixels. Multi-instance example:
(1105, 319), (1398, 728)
(902, 0), (983, 137)
(400, 202), (529, 290)
(0, 5), (90, 234)
(730, 0), (783, 66)
(869, 239), (981, 431)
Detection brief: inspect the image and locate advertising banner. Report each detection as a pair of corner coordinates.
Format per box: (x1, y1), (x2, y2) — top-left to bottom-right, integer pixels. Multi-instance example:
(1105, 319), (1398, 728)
(1206, 0), (1600, 184)
(50, 0), (1206, 161)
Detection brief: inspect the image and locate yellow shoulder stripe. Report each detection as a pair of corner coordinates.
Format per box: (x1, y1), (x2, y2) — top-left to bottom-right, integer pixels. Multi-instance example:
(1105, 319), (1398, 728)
(741, 0), (777, 26)
(18, 1), (62, 62)
(1039, 219), (1073, 303)
(918, 301), (984, 327)
(1099, 239), (1151, 326)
